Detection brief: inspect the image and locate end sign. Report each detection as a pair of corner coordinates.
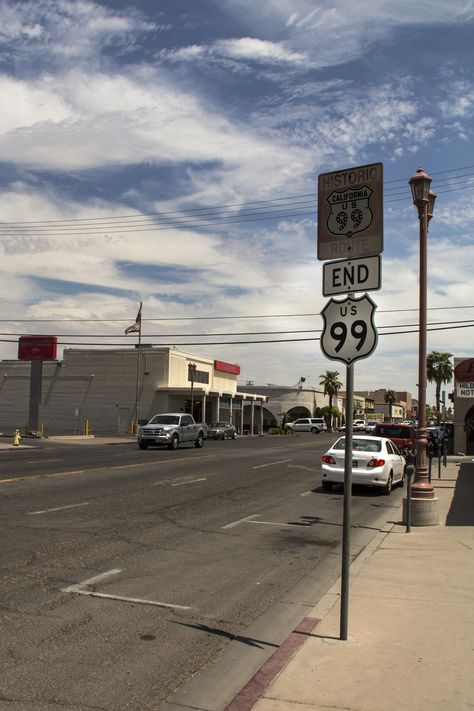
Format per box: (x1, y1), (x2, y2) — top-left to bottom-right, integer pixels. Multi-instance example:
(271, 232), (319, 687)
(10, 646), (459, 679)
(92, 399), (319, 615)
(323, 255), (381, 296)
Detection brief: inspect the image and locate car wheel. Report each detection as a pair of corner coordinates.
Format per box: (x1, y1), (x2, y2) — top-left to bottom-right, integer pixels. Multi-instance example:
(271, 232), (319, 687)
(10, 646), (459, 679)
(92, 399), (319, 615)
(168, 435), (179, 450)
(383, 473), (393, 495)
(322, 480), (333, 492)
(310, 427), (317, 434)
(138, 442), (148, 450)
(195, 434), (204, 448)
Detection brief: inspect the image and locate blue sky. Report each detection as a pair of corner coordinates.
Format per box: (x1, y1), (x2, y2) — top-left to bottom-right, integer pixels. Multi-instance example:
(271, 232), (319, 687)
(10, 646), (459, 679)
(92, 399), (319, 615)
(0, 0), (473, 402)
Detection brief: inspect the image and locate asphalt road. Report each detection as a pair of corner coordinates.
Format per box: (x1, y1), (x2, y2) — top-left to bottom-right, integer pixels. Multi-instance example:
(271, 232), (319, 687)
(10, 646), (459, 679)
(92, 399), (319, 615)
(0, 434), (405, 710)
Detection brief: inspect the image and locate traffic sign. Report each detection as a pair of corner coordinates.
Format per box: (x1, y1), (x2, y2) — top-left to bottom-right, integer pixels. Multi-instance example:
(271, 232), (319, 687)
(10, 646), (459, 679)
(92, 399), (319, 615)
(323, 255), (381, 296)
(317, 162), (383, 260)
(320, 293), (378, 365)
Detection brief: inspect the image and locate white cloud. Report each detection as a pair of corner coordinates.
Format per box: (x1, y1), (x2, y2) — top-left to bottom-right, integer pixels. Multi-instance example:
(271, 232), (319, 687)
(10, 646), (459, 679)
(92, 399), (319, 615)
(213, 37), (308, 65)
(0, 0), (163, 64)
(222, 0), (474, 68)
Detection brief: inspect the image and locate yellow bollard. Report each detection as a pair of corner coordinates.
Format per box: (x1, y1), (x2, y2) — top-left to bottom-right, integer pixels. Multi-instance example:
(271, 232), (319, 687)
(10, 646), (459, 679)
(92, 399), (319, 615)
(84, 418), (89, 436)
(13, 428), (21, 446)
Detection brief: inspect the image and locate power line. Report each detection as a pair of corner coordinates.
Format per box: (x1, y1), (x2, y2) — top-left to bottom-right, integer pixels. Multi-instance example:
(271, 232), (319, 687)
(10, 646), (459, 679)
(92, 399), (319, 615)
(2, 319), (472, 339)
(0, 165), (473, 236)
(0, 321), (472, 347)
(0, 305), (472, 324)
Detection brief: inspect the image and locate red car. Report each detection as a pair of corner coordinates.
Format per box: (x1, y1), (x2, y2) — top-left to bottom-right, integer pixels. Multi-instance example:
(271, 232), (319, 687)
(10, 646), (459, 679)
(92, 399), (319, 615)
(374, 423), (417, 453)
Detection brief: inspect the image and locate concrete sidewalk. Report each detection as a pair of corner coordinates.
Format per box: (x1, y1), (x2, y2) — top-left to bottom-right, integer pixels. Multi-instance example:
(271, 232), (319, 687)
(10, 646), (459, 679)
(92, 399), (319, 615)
(236, 458), (474, 711)
(0, 435), (136, 449)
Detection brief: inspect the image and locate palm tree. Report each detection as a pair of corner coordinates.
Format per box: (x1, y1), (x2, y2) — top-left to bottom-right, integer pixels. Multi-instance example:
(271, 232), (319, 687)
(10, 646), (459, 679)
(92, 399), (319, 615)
(427, 351), (453, 423)
(319, 370), (342, 431)
(384, 389), (397, 421)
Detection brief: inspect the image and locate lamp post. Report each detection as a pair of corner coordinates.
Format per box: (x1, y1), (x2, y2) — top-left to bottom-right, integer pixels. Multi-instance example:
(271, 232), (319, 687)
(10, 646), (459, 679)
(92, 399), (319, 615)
(407, 168), (439, 524)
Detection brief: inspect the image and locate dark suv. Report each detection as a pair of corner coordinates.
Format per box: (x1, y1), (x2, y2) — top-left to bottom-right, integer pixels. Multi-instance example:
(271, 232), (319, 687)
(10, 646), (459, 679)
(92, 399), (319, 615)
(374, 423), (417, 453)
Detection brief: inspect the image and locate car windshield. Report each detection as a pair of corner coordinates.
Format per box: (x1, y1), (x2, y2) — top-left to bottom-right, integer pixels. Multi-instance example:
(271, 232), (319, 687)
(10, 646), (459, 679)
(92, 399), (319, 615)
(333, 437), (382, 452)
(148, 415), (180, 425)
(211, 422), (227, 427)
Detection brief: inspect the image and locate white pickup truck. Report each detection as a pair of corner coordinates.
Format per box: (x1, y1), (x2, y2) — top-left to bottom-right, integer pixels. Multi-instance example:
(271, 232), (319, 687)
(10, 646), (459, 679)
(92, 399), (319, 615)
(138, 413), (205, 450)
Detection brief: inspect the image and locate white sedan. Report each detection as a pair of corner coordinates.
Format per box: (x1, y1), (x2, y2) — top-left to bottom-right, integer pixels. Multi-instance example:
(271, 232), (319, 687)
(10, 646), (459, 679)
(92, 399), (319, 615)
(321, 435), (405, 495)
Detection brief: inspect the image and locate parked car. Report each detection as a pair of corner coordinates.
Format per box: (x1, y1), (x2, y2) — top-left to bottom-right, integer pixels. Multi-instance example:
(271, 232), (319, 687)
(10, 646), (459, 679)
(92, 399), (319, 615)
(138, 413), (205, 450)
(285, 418), (325, 434)
(207, 422), (237, 440)
(336, 420), (366, 432)
(321, 435), (406, 495)
(365, 421), (382, 434)
(374, 423), (416, 454)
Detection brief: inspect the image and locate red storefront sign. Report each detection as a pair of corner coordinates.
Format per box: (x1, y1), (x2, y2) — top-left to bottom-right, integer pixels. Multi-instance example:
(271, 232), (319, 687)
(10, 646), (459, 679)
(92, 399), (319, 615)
(18, 336), (58, 361)
(454, 358), (474, 383)
(214, 360), (240, 375)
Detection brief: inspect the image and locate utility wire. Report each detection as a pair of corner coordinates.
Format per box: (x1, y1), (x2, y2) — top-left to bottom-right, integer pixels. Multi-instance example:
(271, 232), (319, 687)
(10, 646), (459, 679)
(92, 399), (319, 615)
(2, 319), (472, 339)
(1, 322), (472, 347)
(0, 305), (472, 323)
(0, 167), (473, 236)
(1, 164), (473, 228)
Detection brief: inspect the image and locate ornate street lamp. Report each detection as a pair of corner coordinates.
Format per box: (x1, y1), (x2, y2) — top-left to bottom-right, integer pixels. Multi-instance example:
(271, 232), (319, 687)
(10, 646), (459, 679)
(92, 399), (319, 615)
(408, 169), (438, 518)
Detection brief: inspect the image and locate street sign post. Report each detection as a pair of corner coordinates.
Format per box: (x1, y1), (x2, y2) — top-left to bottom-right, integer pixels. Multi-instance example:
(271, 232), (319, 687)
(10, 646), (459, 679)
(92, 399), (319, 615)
(323, 255), (381, 296)
(320, 293), (378, 365)
(320, 291), (378, 641)
(317, 161), (383, 641)
(318, 162), (383, 260)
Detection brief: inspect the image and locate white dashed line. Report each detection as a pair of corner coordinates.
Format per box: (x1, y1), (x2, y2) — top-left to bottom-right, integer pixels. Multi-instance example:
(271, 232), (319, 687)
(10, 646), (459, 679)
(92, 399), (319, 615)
(26, 459), (63, 464)
(222, 513), (260, 529)
(171, 477), (207, 487)
(62, 568), (122, 593)
(27, 502), (90, 515)
(61, 568), (192, 610)
(252, 459), (292, 469)
(67, 589), (193, 610)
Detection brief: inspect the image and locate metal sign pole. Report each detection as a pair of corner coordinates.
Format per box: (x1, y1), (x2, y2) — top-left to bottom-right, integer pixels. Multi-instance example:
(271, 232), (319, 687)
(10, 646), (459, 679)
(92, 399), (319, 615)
(340, 363), (354, 641)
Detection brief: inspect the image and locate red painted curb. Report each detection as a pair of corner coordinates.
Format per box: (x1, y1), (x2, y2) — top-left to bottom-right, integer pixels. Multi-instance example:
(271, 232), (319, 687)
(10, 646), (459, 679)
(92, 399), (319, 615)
(225, 616), (320, 711)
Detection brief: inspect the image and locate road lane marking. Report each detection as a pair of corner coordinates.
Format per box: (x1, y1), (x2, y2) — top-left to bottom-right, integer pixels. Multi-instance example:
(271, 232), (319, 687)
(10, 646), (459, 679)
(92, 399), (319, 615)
(288, 464), (317, 472)
(300, 490), (313, 497)
(65, 589), (193, 610)
(222, 514), (260, 529)
(27, 502), (90, 515)
(171, 477), (207, 487)
(248, 520), (291, 526)
(26, 459), (63, 464)
(62, 568), (122, 592)
(0, 454), (219, 485)
(252, 459), (292, 469)
(61, 568), (192, 610)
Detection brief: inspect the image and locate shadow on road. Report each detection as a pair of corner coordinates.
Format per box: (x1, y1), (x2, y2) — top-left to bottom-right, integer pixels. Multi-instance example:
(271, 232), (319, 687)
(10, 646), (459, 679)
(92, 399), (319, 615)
(445, 462), (474, 526)
(171, 621), (278, 650)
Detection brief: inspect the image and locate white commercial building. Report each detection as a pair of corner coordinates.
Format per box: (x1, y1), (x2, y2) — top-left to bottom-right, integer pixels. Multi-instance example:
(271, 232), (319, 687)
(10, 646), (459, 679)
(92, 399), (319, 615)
(0, 347), (267, 436)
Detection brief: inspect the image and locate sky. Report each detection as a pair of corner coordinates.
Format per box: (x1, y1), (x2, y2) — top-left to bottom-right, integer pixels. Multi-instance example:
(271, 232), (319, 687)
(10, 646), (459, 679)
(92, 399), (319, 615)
(0, 0), (473, 404)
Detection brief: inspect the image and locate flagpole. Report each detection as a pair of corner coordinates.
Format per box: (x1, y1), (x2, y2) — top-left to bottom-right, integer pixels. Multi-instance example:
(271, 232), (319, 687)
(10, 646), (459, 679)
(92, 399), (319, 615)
(125, 302), (143, 435)
(134, 325), (141, 433)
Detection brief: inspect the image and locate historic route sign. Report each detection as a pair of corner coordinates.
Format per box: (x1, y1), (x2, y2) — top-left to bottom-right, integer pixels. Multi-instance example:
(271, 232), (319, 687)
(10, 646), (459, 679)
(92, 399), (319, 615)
(318, 162), (383, 260)
(320, 293), (378, 365)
